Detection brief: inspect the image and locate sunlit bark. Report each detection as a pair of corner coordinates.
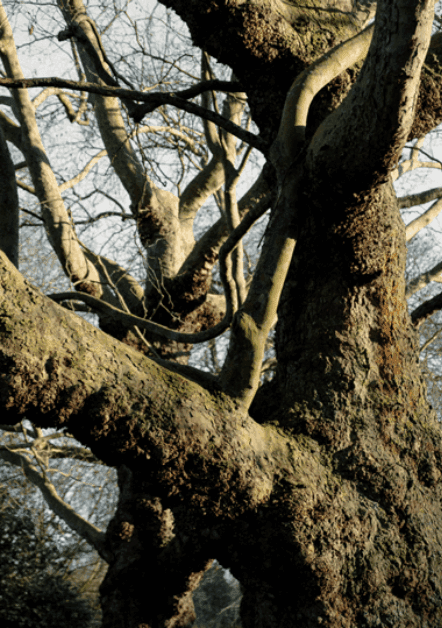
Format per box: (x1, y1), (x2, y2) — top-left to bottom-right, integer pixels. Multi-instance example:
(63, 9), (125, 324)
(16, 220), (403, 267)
(2, 0), (442, 627)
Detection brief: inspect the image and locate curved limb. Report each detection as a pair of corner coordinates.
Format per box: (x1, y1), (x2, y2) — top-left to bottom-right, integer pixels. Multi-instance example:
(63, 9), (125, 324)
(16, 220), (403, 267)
(0, 2), (103, 296)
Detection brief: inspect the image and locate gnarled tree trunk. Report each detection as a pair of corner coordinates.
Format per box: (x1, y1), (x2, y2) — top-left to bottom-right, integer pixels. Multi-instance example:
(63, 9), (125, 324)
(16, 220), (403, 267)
(1, 0), (442, 627)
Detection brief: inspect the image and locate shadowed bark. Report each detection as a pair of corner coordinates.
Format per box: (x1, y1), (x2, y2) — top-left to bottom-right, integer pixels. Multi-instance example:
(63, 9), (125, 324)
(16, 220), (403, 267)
(2, 0), (442, 627)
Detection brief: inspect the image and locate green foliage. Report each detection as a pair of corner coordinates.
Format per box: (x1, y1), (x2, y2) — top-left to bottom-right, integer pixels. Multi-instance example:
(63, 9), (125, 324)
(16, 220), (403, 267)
(0, 489), (96, 628)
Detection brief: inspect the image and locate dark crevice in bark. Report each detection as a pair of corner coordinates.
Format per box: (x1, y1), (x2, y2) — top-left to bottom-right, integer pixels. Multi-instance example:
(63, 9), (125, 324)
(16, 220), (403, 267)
(100, 466), (213, 628)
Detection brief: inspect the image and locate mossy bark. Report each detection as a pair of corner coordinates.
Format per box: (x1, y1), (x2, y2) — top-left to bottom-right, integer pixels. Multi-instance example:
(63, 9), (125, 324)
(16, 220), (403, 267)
(1, 1), (442, 627)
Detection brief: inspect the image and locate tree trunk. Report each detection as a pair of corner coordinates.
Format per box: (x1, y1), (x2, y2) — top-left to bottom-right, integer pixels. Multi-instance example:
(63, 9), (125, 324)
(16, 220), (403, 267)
(1, 0), (442, 627)
(247, 176), (442, 628)
(99, 466), (213, 628)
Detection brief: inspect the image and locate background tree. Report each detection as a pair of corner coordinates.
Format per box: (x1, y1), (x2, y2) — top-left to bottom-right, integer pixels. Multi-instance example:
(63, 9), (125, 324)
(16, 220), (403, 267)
(0, 487), (97, 628)
(0, 433), (114, 625)
(2, 0), (442, 627)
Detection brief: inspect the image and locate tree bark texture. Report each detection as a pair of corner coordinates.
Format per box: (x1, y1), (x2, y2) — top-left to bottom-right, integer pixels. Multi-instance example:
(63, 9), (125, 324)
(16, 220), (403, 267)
(2, 0), (442, 627)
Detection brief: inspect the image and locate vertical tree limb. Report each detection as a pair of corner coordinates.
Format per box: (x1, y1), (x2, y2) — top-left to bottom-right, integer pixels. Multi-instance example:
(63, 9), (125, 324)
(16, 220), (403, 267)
(0, 123), (18, 267)
(0, 1), (102, 294)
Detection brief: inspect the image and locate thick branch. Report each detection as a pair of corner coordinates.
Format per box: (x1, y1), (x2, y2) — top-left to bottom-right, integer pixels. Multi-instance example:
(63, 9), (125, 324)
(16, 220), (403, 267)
(219, 161), (303, 409)
(0, 251), (305, 517)
(56, 0), (149, 208)
(178, 155), (226, 222)
(399, 186), (442, 209)
(50, 199), (263, 346)
(222, 142), (250, 307)
(307, 0), (434, 189)
(179, 73), (248, 222)
(179, 166), (273, 279)
(270, 23), (374, 172)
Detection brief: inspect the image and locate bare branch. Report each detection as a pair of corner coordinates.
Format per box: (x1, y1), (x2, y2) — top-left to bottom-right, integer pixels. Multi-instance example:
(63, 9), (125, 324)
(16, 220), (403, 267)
(307, 0), (434, 188)
(81, 246), (144, 312)
(391, 137), (434, 180)
(200, 53), (223, 156)
(179, 167), (273, 281)
(0, 3), (103, 295)
(406, 259), (442, 298)
(222, 141), (252, 307)
(56, 0), (150, 207)
(0, 107), (23, 150)
(16, 178), (35, 195)
(270, 23), (374, 172)
(219, 161), (301, 409)
(179, 73), (248, 222)
(31, 87), (89, 126)
(93, 250), (159, 357)
(50, 273), (233, 345)
(58, 149), (107, 193)
(399, 186), (442, 209)
(411, 291), (442, 328)
(405, 197), (442, 242)
(0, 445), (110, 561)
(50, 190), (269, 346)
(142, 78), (244, 102)
(420, 326), (442, 353)
(131, 124), (204, 155)
(0, 76), (267, 153)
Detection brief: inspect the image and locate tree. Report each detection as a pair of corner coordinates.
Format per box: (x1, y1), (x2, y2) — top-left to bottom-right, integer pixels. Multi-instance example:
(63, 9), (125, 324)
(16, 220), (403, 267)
(0, 488), (97, 628)
(0, 446), (114, 625)
(1, 0), (442, 626)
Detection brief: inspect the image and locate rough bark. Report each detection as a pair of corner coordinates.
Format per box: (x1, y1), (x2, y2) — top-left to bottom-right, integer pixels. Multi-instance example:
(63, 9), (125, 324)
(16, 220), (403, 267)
(2, 0), (442, 627)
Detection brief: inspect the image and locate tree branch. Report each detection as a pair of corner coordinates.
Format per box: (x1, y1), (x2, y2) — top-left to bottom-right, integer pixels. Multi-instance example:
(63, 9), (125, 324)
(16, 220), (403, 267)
(0, 77), (267, 154)
(178, 166), (273, 279)
(222, 141), (251, 307)
(0, 250), (308, 521)
(0, 123), (18, 267)
(399, 186), (442, 209)
(405, 197), (442, 242)
(81, 245), (144, 313)
(411, 290), (442, 328)
(50, 185), (271, 349)
(58, 149), (107, 192)
(406, 259), (442, 298)
(0, 3), (103, 296)
(219, 159), (303, 409)
(307, 0), (434, 189)
(178, 65), (248, 222)
(0, 446), (110, 561)
(270, 23), (374, 172)
(56, 0), (151, 208)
